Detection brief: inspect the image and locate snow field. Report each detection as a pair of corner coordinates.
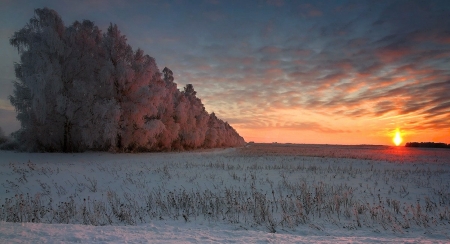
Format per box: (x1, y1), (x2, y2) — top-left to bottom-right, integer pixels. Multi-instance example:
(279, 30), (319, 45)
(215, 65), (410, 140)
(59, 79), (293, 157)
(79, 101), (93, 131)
(0, 145), (450, 242)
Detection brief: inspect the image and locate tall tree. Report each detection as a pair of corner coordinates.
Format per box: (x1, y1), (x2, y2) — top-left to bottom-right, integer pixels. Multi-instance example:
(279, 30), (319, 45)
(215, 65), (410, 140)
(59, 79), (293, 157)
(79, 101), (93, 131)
(0, 127), (6, 145)
(10, 8), (67, 151)
(102, 24), (165, 151)
(63, 20), (119, 151)
(9, 8), (245, 152)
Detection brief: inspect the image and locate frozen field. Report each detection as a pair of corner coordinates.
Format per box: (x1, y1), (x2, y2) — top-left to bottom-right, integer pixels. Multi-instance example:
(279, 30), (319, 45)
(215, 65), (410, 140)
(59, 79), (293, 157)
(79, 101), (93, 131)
(1, 144), (450, 243)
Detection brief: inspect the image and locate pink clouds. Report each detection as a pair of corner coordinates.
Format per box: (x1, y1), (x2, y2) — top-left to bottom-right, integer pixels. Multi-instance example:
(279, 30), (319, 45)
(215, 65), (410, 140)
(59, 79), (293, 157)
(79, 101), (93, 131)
(411, 30), (450, 45)
(376, 47), (412, 63)
(1, 0), (450, 145)
(259, 46), (281, 54)
(186, 53), (449, 144)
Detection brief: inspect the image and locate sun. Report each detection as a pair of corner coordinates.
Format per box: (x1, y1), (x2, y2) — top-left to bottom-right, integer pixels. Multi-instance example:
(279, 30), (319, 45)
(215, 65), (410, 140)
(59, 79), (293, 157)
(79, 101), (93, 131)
(393, 129), (403, 146)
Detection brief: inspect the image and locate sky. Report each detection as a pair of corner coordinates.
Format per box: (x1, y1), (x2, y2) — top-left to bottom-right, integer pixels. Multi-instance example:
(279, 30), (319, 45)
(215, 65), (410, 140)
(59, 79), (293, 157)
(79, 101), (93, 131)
(1, 0), (449, 145)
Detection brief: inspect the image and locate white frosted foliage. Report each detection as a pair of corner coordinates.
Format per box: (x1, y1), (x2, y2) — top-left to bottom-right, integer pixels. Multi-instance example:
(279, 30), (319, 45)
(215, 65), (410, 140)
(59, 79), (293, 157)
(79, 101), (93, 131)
(9, 8), (245, 152)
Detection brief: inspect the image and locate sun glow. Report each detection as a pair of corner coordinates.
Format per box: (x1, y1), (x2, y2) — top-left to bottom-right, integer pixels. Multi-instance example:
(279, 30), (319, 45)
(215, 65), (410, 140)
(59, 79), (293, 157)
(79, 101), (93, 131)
(393, 129), (403, 146)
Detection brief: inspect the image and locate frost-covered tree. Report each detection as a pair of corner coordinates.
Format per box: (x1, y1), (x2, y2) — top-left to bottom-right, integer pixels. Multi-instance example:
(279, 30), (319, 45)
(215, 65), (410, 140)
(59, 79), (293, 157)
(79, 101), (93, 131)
(10, 9), (119, 151)
(9, 8), (245, 152)
(178, 84), (209, 149)
(0, 127), (7, 145)
(10, 8), (67, 151)
(63, 20), (120, 151)
(101, 24), (166, 151)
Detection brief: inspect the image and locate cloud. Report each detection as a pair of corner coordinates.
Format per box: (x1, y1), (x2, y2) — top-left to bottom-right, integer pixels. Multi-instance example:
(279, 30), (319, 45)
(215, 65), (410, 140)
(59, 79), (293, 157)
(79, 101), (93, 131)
(373, 101), (396, 116)
(340, 108), (370, 118)
(203, 10), (226, 22)
(376, 47), (411, 63)
(266, 0), (284, 7)
(277, 122), (352, 133)
(0, 100), (14, 111)
(295, 3), (323, 18)
(259, 46), (281, 54)
(2, 0), (450, 144)
(0, 108), (19, 135)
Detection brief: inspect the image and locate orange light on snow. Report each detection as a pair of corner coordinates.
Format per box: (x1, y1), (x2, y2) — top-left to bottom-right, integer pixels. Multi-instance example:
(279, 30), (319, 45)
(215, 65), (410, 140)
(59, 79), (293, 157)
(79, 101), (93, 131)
(393, 129), (403, 146)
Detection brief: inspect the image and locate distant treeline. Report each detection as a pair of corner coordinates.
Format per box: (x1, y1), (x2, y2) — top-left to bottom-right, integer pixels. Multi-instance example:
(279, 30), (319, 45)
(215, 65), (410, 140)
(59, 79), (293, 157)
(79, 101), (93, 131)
(405, 142), (450, 148)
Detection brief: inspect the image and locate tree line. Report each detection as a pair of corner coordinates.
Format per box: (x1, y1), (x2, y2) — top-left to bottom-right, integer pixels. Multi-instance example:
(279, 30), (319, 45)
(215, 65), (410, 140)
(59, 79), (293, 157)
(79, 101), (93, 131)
(8, 8), (245, 152)
(405, 142), (450, 149)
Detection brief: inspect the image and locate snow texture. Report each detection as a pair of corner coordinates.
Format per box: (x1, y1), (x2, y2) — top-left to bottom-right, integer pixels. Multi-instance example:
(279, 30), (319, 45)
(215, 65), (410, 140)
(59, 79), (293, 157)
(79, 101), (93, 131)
(1, 144), (450, 243)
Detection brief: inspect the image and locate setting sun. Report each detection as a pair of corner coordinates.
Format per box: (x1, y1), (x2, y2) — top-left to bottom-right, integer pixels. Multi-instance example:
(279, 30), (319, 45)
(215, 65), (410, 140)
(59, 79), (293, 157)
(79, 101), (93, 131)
(393, 129), (403, 146)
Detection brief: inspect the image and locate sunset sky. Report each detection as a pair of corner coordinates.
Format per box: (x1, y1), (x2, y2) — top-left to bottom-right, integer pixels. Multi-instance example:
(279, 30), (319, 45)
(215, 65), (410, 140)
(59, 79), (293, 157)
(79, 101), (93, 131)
(1, 0), (449, 145)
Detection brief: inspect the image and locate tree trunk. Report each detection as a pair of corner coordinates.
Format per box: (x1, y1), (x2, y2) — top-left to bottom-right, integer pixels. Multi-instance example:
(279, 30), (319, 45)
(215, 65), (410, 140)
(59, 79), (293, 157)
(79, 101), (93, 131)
(63, 118), (72, 152)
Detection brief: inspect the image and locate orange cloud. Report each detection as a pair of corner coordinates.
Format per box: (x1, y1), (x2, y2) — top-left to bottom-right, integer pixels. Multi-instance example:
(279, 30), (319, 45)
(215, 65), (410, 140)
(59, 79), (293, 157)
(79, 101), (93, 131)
(376, 47), (411, 63)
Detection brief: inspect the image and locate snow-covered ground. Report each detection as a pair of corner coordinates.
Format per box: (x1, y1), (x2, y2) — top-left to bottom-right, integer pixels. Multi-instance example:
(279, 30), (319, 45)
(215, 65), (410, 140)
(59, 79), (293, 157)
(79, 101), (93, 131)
(1, 144), (450, 243)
